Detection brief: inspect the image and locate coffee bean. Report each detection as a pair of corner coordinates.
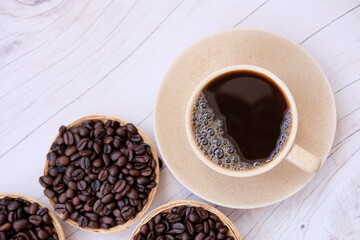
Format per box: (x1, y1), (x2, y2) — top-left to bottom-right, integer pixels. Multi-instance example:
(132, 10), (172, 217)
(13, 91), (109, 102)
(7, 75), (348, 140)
(72, 169), (85, 181)
(37, 229), (50, 239)
(102, 153), (111, 166)
(117, 156), (127, 167)
(112, 180), (126, 193)
(44, 189), (56, 199)
(195, 232), (206, 240)
(98, 169), (109, 181)
(77, 180), (87, 191)
(54, 204), (66, 214)
(126, 123), (138, 134)
(79, 150), (92, 157)
(65, 146), (77, 156)
(78, 216), (89, 228)
(173, 222), (186, 234)
(101, 194), (114, 204)
(29, 215), (42, 226)
(12, 219), (28, 232)
(141, 167), (152, 176)
(91, 180), (101, 192)
(78, 127), (90, 137)
(76, 138), (88, 151)
(93, 200), (104, 214)
(94, 127), (106, 138)
(56, 155), (70, 166)
(189, 212), (200, 223)
(121, 206), (135, 220)
(64, 131), (74, 145)
(136, 176), (150, 185)
(197, 207), (209, 219)
(80, 157), (91, 169)
(100, 216), (114, 225)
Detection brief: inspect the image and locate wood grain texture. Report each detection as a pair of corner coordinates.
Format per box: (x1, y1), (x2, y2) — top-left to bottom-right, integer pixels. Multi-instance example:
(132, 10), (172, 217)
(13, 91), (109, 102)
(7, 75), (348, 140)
(0, 0), (359, 239)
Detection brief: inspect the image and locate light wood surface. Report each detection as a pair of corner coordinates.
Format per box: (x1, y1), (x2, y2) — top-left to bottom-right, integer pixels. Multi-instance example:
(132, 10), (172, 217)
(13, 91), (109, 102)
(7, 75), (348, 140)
(0, 1), (359, 239)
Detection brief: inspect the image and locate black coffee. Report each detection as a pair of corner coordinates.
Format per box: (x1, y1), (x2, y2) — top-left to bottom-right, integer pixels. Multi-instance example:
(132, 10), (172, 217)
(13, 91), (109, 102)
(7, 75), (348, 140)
(192, 71), (291, 171)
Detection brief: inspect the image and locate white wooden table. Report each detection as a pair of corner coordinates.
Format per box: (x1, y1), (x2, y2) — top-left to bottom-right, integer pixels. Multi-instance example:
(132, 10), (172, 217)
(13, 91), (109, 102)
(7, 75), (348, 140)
(0, 1), (359, 239)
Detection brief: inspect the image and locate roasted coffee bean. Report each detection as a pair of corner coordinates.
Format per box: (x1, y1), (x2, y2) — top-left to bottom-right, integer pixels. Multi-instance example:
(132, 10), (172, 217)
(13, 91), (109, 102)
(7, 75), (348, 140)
(93, 200), (104, 214)
(121, 206), (135, 220)
(133, 205), (233, 239)
(39, 176), (53, 187)
(72, 169), (85, 181)
(78, 216), (89, 228)
(91, 180), (101, 192)
(102, 153), (111, 166)
(77, 180), (87, 191)
(112, 180), (126, 193)
(65, 146), (77, 156)
(101, 194), (114, 204)
(64, 131), (74, 145)
(78, 127), (90, 137)
(172, 222), (186, 234)
(100, 183), (111, 195)
(44, 188), (56, 199)
(126, 123), (138, 134)
(80, 157), (91, 169)
(141, 167), (152, 176)
(41, 119), (157, 230)
(189, 212), (200, 223)
(76, 138), (88, 151)
(54, 204), (66, 214)
(79, 150), (92, 157)
(98, 169), (109, 181)
(0, 197), (58, 239)
(136, 176), (150, 185)
(56, 155), (70, 166)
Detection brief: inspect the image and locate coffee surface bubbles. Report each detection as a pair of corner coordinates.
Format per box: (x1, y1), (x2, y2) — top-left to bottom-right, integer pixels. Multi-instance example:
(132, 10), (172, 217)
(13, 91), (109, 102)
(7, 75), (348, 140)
(191, 72), (291, 171)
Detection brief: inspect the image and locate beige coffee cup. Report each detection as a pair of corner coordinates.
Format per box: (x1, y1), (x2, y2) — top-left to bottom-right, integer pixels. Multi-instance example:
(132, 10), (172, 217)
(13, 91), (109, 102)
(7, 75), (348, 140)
(185, 65), (321, 177)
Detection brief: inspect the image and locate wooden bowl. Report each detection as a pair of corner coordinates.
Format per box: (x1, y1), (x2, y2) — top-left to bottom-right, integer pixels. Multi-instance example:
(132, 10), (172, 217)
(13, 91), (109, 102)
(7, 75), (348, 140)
(0, 193), (65, 240)
(43, 115), (160, 233)
(130, 200), (242, 240)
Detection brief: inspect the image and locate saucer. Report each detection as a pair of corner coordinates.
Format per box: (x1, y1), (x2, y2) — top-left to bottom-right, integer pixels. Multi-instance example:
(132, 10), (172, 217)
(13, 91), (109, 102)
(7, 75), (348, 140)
(154, 29), (336, 208)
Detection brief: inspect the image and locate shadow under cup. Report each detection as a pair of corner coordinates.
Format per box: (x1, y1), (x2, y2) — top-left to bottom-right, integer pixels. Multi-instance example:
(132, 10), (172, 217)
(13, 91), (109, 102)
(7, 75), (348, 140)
(186, 65), (300, 178)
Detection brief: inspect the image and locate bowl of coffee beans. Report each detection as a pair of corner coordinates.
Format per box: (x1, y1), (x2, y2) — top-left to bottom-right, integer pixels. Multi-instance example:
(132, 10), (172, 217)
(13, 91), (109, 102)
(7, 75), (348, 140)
(131, 200), (242, 240)
(39, 115), (159, 233)
(0, 193), (65, 240)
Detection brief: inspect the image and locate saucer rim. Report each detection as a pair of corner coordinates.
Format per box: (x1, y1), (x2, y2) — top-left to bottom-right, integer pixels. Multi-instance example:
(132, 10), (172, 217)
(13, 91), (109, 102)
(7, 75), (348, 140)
(154, 28), (337, 209)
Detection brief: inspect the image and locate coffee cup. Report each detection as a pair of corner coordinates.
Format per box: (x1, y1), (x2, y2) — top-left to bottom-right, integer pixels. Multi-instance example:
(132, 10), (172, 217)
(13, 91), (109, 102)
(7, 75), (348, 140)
(185, 65), (321, 177)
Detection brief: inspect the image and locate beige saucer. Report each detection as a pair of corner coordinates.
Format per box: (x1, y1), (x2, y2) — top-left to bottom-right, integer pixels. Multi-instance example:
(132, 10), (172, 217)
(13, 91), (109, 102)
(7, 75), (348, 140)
(154, 29), (336, 208)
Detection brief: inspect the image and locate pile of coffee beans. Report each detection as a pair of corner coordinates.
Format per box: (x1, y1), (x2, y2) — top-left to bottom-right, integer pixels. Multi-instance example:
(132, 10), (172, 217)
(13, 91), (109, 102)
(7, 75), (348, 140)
(39, 119), (157, 229)
(133, 205), (235, 240)
(0, 197), (59, 239)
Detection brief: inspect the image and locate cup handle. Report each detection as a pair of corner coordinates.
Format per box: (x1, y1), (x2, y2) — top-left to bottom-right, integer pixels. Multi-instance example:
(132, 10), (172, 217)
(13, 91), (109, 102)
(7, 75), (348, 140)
(284, 144), (321, 174)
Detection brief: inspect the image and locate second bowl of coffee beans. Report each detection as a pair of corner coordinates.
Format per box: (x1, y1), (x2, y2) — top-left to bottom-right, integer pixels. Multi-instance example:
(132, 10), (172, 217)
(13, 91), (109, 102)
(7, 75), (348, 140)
(0, 193), (65, 240)
(130, 200), (242, 240)
(39, 115), (159, 233)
